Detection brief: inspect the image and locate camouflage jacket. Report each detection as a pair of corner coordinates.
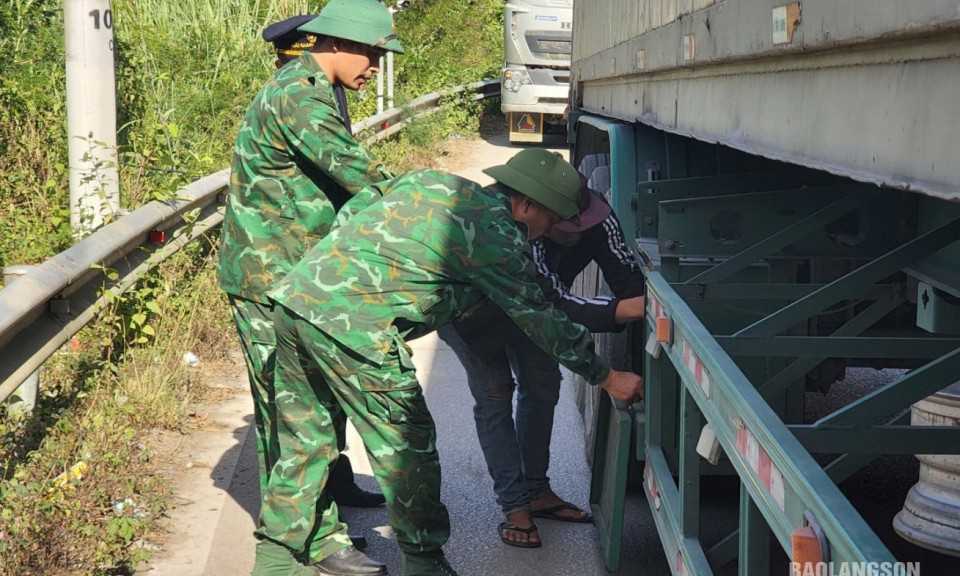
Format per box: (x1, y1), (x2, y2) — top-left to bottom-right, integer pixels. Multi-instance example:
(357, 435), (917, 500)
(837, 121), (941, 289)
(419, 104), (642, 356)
(268, 170), (610, 386)
(218, 51), (392, 303)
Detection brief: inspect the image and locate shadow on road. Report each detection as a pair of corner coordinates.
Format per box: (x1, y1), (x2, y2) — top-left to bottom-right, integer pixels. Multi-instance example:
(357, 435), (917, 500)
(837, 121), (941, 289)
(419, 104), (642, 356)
(210, 414), (261, 526)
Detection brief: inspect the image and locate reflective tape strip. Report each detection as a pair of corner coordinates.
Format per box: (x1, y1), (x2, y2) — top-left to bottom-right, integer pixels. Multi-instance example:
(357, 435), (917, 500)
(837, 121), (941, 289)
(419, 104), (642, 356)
(682, 339), (712, 397)
(643, 460), (661, 510)
(737, 425), (786, 511)
(651, 294), (664, 319)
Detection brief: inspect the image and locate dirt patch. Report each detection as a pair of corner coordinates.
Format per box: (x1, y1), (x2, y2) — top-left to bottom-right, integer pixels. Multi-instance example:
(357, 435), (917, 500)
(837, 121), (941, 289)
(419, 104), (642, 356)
(479, 112), (509, 137)
(431, 136), (477, 172)
(136, 351), (254, 573)
(388, 132), (485, 175)
(141, 352), (246, 498)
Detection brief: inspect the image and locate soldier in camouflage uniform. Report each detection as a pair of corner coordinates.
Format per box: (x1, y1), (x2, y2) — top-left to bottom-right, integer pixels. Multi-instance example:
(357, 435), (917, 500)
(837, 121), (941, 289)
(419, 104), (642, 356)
(217, 1), (404, 574)
(262, 13), (388, 520)
(263, 149), (645, 576)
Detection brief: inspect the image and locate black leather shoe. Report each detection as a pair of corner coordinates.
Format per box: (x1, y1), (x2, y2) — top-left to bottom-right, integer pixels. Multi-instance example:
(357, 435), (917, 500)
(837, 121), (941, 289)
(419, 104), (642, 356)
(334, 483), (387, 508)
(311, 546), (386, 576)
(329, 455), (386, 508)
(402, 551), (457, 576)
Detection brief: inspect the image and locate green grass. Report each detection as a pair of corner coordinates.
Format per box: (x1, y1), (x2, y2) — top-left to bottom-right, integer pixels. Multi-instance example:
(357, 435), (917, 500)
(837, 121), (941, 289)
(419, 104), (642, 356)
(0, 244), (234, 574)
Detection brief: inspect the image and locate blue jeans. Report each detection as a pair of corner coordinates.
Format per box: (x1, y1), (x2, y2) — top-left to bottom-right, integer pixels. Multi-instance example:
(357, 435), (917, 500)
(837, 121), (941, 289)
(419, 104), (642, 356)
(438, 323), (561, 516)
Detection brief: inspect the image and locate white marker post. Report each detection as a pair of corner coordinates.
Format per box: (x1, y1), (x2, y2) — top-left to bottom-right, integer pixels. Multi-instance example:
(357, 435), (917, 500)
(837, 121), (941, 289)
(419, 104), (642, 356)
(386, 51), (394, 110)
(377, 55), (385, 114)
(65, 0), (120, 235)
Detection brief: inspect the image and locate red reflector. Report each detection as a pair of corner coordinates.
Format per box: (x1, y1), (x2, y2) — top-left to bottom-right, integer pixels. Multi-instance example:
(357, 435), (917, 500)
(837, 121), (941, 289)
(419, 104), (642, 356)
(149, 230), (166, 243)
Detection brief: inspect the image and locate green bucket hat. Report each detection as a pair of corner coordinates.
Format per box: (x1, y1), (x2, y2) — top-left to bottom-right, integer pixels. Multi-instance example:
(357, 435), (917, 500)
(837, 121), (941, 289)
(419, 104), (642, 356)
(483, 149), (581, 219)
(299, 0), (405, 54)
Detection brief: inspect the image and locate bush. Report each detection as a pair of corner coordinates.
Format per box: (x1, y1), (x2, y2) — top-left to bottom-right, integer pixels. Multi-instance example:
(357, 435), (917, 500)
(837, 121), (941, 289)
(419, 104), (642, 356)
(0, 1), (73, 266)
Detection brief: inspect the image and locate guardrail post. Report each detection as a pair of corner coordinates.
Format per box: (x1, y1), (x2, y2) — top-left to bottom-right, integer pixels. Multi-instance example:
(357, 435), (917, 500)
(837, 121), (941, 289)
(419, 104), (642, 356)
(3, 265), (39, 415)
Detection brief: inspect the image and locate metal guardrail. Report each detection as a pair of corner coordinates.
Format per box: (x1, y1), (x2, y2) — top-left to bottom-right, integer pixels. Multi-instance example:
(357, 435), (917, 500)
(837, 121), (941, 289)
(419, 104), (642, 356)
(355, 79), (499, 144)
(0, 79), (500, 403)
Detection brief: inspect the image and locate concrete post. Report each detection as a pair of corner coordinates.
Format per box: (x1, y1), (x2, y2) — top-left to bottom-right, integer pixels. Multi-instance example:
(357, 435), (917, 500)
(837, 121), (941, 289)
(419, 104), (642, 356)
(65, 0), (120, 235)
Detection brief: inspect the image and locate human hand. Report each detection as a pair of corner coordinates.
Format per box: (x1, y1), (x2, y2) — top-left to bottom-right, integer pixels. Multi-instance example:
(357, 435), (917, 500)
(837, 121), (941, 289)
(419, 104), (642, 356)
(600, 369), (644, 404)
(614, 296), (646, 324)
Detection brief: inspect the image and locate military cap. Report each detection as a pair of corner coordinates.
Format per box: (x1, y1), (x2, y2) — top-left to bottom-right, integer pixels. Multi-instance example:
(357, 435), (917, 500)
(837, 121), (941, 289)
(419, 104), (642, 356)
(299, 0), (405, 54)
(262, 14), (318, 60)
(483, 149), (581, 220)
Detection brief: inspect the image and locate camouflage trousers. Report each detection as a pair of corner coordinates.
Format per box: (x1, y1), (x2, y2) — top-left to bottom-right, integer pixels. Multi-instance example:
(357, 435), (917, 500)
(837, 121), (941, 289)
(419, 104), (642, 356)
(227, 296), (280, 494)
(228, 296), (350, 562)
(260, 305), (450, 559)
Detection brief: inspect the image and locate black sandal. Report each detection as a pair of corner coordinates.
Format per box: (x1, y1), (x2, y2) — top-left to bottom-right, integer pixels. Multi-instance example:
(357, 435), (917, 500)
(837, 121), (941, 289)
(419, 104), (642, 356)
(498, 522), (542, 548)
(531, 500), (593, 523)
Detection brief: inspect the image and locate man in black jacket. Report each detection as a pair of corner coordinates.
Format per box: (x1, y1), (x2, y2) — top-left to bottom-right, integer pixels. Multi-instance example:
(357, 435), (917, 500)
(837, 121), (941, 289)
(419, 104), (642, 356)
(438, 172), (645, 548)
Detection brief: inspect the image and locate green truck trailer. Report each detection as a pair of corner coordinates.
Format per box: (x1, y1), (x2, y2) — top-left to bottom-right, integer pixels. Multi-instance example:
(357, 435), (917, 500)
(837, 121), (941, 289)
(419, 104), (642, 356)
(567, 2), (960, 574)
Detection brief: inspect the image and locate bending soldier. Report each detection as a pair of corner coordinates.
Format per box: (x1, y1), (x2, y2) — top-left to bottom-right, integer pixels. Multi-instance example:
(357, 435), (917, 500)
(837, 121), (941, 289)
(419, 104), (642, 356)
(263, 148), (644, 576)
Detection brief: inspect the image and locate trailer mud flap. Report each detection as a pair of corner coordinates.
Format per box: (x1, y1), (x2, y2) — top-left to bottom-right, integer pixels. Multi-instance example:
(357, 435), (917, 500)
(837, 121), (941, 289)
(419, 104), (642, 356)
(589, 392), (632, 571)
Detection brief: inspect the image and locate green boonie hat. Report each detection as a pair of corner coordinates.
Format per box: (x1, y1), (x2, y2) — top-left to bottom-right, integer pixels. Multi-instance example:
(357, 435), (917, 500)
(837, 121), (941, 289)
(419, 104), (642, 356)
(483, 149), (581, 220)
(299, 0), (405, 54)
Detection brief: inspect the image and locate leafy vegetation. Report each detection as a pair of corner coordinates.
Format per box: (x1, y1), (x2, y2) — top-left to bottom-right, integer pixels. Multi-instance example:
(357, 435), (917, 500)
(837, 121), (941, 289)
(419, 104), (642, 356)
(0, 0), (504, 573)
